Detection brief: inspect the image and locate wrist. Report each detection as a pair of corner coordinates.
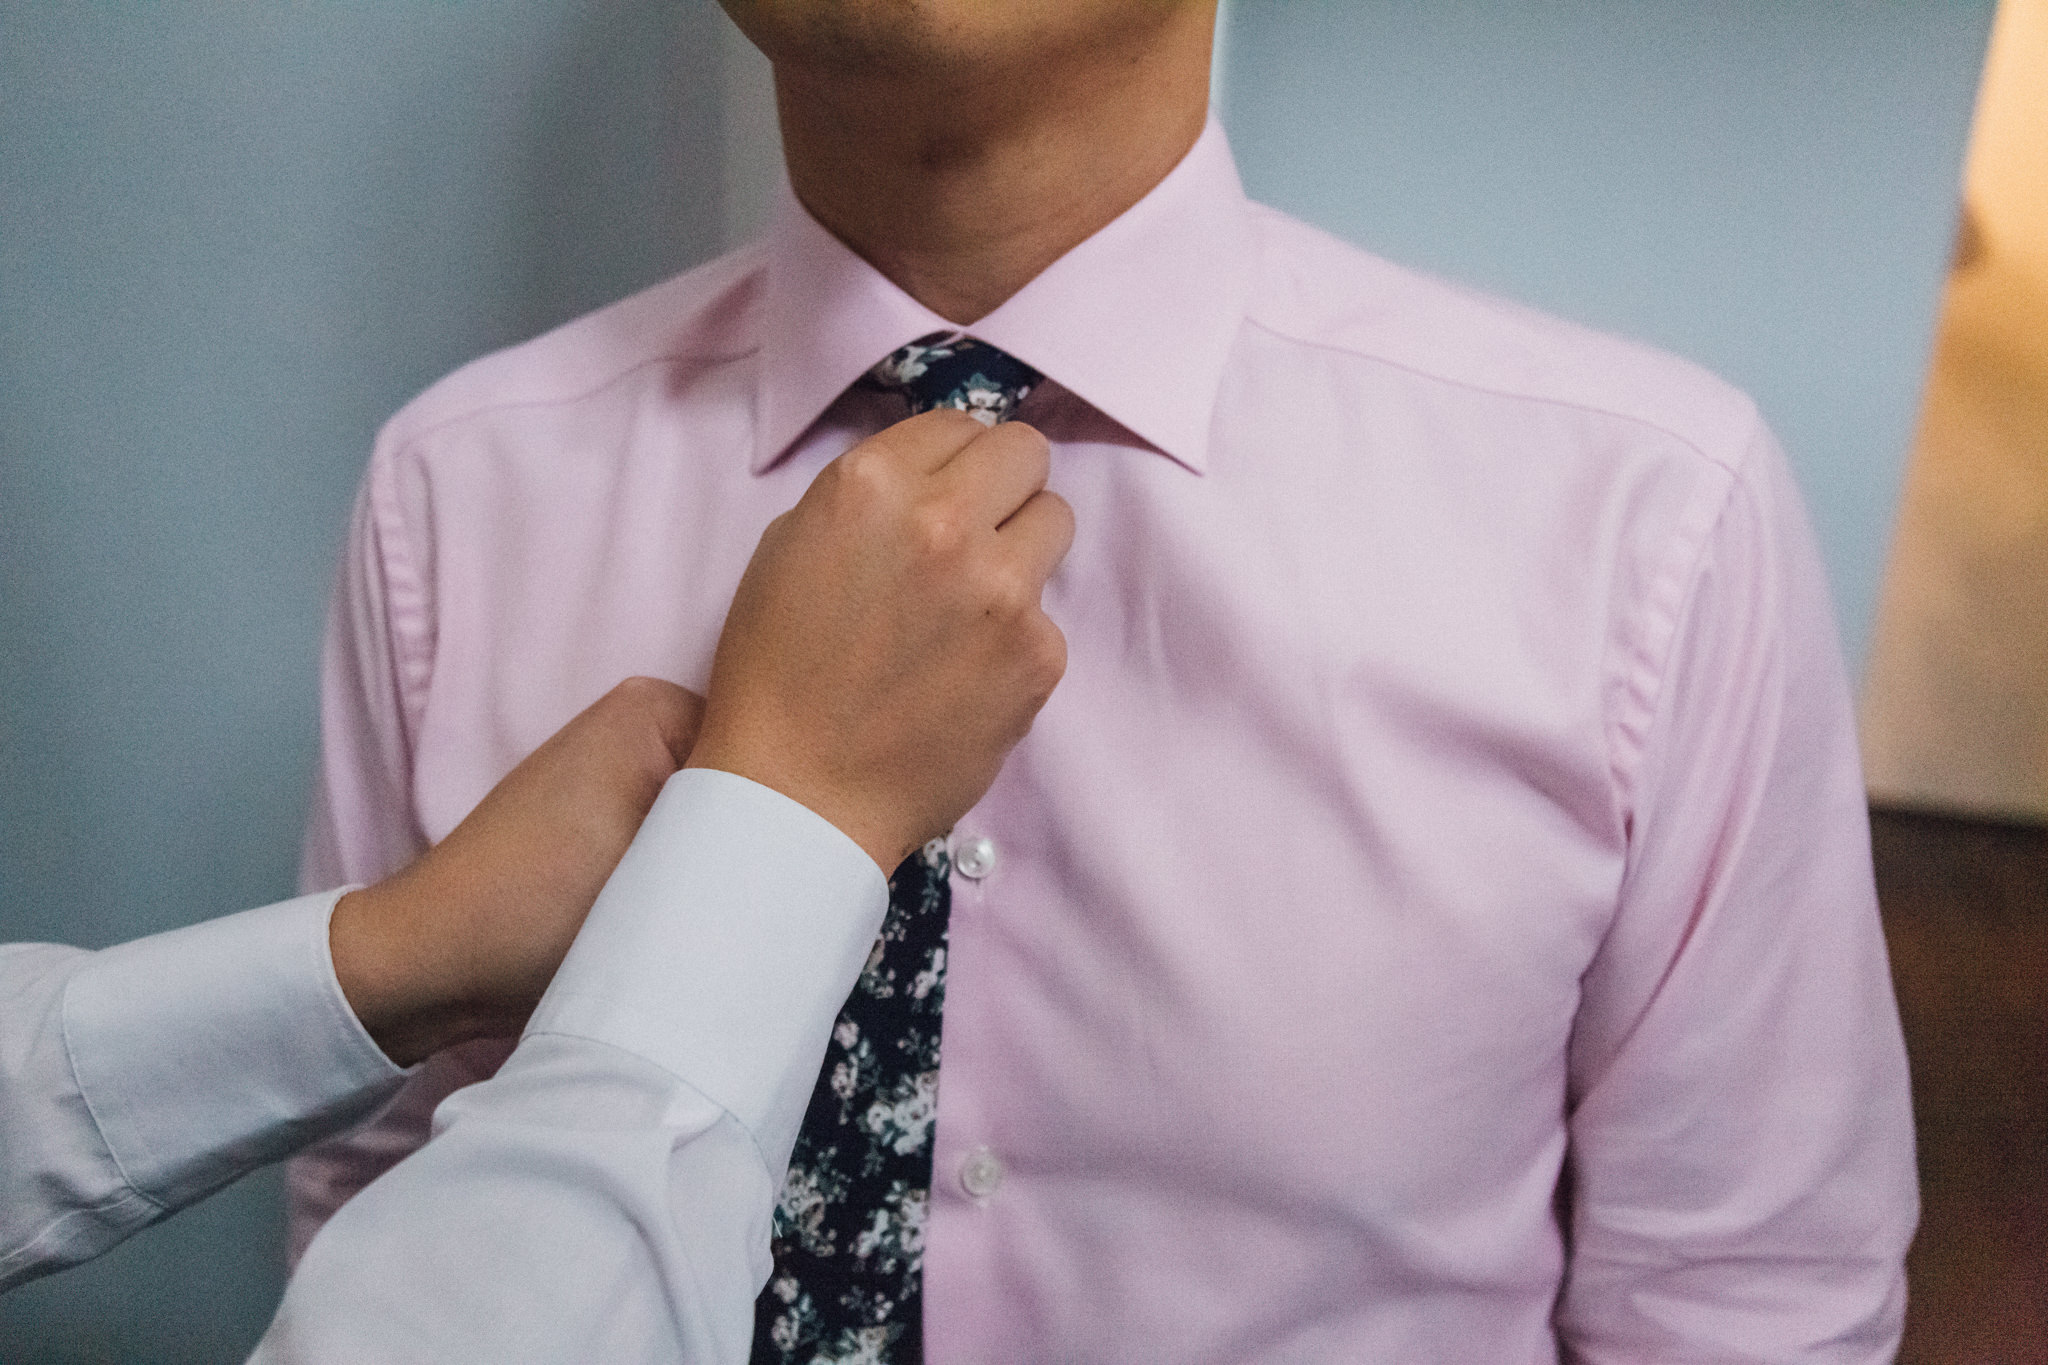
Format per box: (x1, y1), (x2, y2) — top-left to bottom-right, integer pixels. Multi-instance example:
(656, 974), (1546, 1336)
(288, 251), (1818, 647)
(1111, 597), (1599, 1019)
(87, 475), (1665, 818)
(683, 735), (917, 875)
(330, 880), (496, 1067)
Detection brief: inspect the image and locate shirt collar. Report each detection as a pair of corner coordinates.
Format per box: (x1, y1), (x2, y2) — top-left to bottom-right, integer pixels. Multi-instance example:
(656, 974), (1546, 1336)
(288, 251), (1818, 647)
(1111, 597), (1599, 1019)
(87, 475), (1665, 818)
(753, 116), (1252, 475)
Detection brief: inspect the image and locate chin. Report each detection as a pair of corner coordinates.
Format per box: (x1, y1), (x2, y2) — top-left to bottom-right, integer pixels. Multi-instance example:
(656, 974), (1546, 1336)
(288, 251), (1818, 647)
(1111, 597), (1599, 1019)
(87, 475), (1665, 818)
(719, 0), (1203, 81)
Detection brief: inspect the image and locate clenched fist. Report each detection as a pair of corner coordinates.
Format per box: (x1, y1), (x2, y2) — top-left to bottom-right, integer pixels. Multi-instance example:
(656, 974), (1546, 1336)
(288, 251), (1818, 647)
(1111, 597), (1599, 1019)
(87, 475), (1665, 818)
(688, 408), (1074, 871)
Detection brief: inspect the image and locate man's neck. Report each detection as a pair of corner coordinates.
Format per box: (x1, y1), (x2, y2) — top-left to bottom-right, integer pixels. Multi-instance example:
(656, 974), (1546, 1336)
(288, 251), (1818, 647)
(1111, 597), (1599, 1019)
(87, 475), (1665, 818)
(773, 15), (1214, 326)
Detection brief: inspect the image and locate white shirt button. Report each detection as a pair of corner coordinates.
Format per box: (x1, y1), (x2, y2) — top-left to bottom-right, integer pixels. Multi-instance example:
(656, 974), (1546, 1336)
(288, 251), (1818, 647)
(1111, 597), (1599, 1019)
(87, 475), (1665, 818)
(959, 1145), (1004, 1199)
(952, 835), (997, 880)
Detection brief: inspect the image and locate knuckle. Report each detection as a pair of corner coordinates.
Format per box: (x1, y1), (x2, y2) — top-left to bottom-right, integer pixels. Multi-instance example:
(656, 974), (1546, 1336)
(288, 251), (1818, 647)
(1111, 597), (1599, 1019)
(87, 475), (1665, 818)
(826, 445), (895, 506)
(911, 502), (969, 560)
(1028, 619), (1068, 691)
(978, 563), (1036, 620)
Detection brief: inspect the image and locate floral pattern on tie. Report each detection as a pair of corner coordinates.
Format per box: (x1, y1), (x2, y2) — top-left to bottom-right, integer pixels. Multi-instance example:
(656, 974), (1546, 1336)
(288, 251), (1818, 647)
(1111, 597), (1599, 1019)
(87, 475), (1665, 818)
(752, 844), (950, 1365)
(857, 331), (1042, 426)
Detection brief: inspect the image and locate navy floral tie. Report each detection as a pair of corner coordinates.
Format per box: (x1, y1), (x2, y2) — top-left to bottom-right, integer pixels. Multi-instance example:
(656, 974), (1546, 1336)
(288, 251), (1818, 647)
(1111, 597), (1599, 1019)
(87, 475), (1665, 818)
(750, 335), (1041, 1365)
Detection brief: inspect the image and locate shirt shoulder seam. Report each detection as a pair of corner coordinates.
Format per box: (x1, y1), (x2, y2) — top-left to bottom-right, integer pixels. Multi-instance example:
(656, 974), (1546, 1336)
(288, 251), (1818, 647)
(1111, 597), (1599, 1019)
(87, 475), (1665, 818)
(363, 450), (434, 758)
(382, 343), (761, 458)
(1238, 313), (1743, 477)
(1607, 443), (1759, 827)
(1238, 304), (1761, 838)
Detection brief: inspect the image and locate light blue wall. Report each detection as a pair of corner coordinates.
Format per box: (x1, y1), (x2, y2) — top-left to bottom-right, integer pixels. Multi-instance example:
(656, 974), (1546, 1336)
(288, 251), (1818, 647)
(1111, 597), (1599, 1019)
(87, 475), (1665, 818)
(0, 4), (730, 1358)
(1220, 0), (1995, 673)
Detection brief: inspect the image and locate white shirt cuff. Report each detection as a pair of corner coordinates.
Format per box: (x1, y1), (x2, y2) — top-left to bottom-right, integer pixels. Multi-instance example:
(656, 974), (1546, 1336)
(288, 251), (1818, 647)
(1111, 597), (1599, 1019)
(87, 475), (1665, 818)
(62, 889), (406, 1210)
(529, 767), (889, 1173)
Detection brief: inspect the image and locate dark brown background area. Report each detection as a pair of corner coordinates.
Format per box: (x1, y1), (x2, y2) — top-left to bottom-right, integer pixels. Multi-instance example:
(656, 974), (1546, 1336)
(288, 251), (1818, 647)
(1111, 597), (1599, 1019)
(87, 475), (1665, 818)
(1876, 807), (2048, 1361)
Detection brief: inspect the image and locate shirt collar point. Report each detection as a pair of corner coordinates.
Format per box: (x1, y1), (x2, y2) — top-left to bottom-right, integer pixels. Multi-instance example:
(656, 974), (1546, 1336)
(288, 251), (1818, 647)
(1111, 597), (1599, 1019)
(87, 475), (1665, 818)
(1136, 422), (1212, 477)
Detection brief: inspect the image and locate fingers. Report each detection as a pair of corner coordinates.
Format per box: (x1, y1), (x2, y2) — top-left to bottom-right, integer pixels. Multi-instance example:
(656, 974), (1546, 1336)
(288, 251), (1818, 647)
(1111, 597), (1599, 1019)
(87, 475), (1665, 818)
(934, 420), (1052, 530)
(823, 412), (1052, 543)
(995, 489), (1075, 590)
(861, 406), (992, 476)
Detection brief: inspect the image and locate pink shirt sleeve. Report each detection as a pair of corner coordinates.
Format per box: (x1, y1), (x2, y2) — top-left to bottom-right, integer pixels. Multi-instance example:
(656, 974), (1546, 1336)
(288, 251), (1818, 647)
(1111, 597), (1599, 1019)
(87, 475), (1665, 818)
(300, 472), (428, 898)
(286, 457), (515, 1262)
(1558, 425), (1917, 1358)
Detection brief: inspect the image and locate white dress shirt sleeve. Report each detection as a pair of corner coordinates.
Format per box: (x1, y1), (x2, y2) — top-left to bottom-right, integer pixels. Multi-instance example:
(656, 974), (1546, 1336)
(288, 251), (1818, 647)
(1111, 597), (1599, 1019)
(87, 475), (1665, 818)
(0, 890), (406, 1291)
(252, 767), (890, 1365)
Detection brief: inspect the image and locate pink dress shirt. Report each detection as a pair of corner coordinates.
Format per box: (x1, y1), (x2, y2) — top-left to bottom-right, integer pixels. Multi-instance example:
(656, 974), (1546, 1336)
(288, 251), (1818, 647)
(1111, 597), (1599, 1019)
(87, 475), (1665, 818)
(294, 119), (1916, 1360)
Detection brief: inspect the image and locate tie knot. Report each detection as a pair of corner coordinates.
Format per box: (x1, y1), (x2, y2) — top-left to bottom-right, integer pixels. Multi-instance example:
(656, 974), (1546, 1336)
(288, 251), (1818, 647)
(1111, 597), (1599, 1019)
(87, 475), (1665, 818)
(861, 332), (1041, 426)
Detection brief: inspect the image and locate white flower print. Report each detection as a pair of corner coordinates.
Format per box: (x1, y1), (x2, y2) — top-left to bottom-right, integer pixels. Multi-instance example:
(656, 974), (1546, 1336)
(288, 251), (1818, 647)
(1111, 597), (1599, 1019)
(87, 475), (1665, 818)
(769, 1308), (805, 1354)
(895, 1186), (927, 1255)
(852, 1207), (891, 1263)
(753, 839), (960, 1359)
(774, 1163), (843, 1258)
(860, 934), (886, 979)
(860, 1069), (938, 1156)
(852, 1183), (928, 1275)
(886, 352), (932, 383)
(816, 1325), (894, 1365)
(871, 336), (959, 387)
(948, 374), (1010, 425)
(909, 947), (945, 1001)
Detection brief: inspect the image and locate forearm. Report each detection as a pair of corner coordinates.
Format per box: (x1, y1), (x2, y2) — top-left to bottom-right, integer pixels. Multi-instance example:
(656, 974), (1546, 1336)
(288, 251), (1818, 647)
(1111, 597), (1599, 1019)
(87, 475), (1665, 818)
(1, 893), (405, 1291)
(257, 1038), (775, 1363)
(256, 769), (889, 1363)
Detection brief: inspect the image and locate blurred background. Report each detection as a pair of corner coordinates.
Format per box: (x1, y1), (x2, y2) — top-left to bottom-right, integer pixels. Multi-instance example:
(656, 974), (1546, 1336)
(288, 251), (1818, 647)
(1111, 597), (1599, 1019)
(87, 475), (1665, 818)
(1, 1), (2038, 1358)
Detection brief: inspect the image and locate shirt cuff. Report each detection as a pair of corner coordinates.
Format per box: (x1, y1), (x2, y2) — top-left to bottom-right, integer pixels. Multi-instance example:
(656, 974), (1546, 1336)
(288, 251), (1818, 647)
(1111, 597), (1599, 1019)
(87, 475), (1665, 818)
(62, 890), (407, 1211)
(529, 767), (889, 1174)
